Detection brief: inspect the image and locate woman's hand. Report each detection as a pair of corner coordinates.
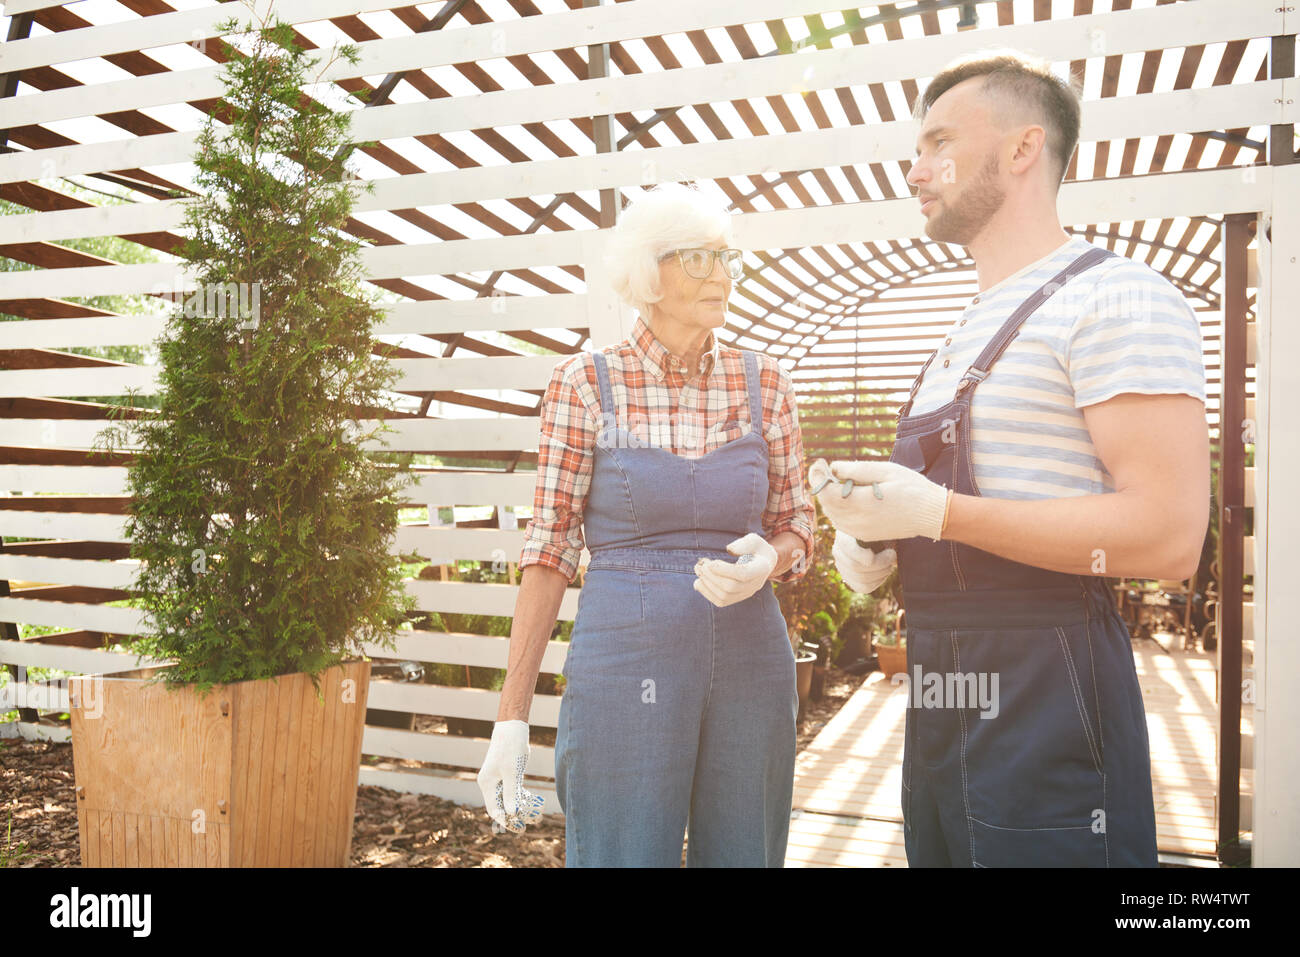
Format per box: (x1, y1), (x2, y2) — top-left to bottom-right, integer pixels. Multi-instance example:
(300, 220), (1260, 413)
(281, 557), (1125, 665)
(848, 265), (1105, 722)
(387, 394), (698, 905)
(693, 532), (778, 607)
(476, 719), (545, 834)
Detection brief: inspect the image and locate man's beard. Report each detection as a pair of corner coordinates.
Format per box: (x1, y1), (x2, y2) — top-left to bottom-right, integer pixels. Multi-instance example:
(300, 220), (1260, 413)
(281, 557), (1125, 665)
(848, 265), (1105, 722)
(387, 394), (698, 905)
(924, 154), (1005, 245)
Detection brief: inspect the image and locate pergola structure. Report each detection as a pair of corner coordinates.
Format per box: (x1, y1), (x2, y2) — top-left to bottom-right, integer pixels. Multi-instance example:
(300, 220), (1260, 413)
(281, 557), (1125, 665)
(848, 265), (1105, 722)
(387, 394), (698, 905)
(0, 0), (1296, 865)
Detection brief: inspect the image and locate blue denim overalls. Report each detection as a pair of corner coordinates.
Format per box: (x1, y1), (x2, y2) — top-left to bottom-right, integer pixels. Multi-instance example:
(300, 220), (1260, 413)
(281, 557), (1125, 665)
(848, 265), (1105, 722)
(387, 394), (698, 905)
(890, 246), (1159, 867)
(554, 348), (798, 867)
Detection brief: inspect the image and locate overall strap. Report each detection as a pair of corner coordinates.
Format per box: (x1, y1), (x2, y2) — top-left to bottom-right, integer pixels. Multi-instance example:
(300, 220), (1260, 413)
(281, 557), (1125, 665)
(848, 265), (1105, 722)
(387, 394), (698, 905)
(897, 246), (1115, 419)
(897, 349), (942, 420)
(590, 349), (616, 416)
(953, 246), (1116, 398)
(743, 349), (764, 435)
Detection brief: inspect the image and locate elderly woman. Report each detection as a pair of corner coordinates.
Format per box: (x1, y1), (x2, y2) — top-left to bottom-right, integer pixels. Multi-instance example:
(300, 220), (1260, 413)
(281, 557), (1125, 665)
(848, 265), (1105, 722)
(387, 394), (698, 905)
(475, 183), (816, 867)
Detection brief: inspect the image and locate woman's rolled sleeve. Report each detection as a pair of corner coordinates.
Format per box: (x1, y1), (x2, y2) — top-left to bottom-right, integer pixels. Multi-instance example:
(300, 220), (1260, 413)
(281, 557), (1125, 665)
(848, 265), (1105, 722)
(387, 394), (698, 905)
(760, 360), (816, 582)
(518, 356), (598, 585)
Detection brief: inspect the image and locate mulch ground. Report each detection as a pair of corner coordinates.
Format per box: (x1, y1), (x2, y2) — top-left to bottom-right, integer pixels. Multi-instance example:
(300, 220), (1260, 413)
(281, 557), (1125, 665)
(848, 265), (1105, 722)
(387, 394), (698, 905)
(0, 665), (866, 868)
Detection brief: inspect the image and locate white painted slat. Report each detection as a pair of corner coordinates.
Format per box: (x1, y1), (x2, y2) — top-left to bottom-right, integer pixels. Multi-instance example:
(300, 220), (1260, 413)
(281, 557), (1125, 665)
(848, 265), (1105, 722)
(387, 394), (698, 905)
(0, 0), (410, 73)
(0, 638), (160, 675)
(1, 0), (867, 78)
(0, 582), (564, 634)
(3, 0), (1273, 134)
(0, 597), (146, 633)
(395, 526), (527, 563)
(375, 294), (587, 336)
(366, 230), (589, 280)
(0, 170), (1273, 305)
(0, 232), (588, 299)
(2, 419), (121, 449)
(0, 5), (829, 131)
(361, 629), (568, 673)
(3, 416), (542, 452)
(1246, 467), (1256, 508)
(361, 725), (556, 777)
(0, 136), (184, 197)
(405, 580), (580, 621)
(0, 260), (188, 299)
(1244, 536), (1255, 577)
(395, 527), (525, 562)
(0, 511), (129, 542)
(0, 465), (129, 494)
(2, 0), (74, 14)
(8, 79), (1290, 226)
(366, 679), (561, 726)
(393, 355), (561, 392)
(0, 0), (842, 79)
(0, 554), (585, 622)
(0, 315), (166, 350)
(0, 196), (185, 244)
(0, 524), (563, 582)
(0, 721), (71, 743)
(356, 766), (559, 812)
(20, 353), (563, 402)
(369, 417), (540, 452)
(1247, 321), (1258, 366)
(0, 298), (583, 349)
(0, 365), (157, 398)
(401, 471), (537, 506)
(0, 555), (137, 589)
(734, 168), (1274, 251)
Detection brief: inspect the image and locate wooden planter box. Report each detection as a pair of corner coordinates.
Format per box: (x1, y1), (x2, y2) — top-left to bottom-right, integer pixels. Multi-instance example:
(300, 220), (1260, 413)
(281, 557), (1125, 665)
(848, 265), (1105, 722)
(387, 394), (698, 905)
(67, 658), (370, 867)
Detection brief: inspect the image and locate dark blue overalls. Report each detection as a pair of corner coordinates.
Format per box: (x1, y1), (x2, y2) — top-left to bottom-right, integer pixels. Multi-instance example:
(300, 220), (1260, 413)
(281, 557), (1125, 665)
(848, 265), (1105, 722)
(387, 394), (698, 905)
(890, 247), (1159, 867)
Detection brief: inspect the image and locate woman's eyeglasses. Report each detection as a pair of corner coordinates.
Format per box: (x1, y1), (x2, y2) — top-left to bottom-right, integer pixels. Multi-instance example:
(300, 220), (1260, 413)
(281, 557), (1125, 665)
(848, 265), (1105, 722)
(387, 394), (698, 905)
(665, 247), (745, 281)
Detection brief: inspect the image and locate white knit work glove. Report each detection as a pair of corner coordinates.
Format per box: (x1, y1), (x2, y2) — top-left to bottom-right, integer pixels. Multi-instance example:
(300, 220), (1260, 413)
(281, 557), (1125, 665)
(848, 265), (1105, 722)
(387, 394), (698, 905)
(810, 458), (949, 543)
(476, 719), (544, 834)
(832, 529), (897, 595)
(693, 532), (778, 608)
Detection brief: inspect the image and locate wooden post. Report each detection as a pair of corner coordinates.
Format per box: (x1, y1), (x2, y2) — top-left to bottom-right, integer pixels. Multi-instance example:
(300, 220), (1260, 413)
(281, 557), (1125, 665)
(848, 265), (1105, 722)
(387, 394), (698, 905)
(1216, 212), (1250, 865)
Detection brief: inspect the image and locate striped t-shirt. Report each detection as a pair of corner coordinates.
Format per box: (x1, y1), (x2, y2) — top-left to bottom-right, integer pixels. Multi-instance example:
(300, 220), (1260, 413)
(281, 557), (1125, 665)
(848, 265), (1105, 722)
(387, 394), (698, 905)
(907, 236), (1207, 500)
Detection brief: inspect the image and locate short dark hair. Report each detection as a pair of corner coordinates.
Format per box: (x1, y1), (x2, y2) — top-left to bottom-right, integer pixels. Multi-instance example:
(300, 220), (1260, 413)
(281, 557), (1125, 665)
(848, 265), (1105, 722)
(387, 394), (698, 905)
(915, 52), (1082, 186)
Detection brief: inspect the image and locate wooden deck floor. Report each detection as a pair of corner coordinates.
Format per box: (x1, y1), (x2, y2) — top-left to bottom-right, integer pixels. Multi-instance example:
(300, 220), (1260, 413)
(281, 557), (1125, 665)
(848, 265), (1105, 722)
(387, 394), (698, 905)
(784, 640), (1232, 867)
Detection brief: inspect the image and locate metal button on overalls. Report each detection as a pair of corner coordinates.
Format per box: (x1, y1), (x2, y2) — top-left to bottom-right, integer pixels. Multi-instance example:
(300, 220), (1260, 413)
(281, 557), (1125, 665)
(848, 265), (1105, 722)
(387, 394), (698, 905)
(554, 348), (797, 867)
(890, 247), (1159, 867)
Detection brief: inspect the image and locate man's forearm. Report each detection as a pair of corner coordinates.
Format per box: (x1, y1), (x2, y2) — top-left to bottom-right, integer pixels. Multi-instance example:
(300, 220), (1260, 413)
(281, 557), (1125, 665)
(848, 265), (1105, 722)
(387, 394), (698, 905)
(942, 489), (1203, 581)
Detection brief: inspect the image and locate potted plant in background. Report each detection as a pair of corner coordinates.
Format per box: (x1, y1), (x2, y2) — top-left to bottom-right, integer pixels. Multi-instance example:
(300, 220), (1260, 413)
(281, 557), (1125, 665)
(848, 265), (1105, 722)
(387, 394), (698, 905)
(802, 611), (836, 700)
(78, 16), (412, 867)
(775, 501), (851, 710)
(872, 598), (908, 681)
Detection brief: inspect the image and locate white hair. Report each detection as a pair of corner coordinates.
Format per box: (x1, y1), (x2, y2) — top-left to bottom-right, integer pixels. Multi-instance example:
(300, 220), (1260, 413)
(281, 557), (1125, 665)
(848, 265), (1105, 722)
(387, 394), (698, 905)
(604, 183), (735, 316)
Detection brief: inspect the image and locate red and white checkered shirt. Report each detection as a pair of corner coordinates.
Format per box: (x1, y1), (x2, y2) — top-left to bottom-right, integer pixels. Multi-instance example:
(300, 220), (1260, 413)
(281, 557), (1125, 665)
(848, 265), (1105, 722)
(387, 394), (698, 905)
(519, 314), (815, 584)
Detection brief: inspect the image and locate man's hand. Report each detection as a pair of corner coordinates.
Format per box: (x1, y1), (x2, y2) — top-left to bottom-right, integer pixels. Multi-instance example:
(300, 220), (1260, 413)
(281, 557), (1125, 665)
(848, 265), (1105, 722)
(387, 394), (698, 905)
(810, 458), (949, 543)
(693, 532), (778, 607)
(832, 530), (897, 594)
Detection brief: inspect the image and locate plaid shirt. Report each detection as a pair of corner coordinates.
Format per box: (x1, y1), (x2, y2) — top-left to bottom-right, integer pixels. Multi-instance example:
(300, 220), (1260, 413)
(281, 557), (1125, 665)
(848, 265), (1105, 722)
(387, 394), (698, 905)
(519, 315), (815, 584)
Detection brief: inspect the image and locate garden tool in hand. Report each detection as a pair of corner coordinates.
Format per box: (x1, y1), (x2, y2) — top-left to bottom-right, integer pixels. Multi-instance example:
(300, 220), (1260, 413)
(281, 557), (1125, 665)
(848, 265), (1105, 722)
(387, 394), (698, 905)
(808, 458), (949, 545)
(477, 719), (545, 834)
(693, 532), (778, 607)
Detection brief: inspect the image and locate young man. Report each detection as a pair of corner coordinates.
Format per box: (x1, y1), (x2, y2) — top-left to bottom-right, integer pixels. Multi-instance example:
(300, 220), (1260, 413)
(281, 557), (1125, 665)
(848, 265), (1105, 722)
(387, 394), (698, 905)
(812, 52), (1209, 867)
